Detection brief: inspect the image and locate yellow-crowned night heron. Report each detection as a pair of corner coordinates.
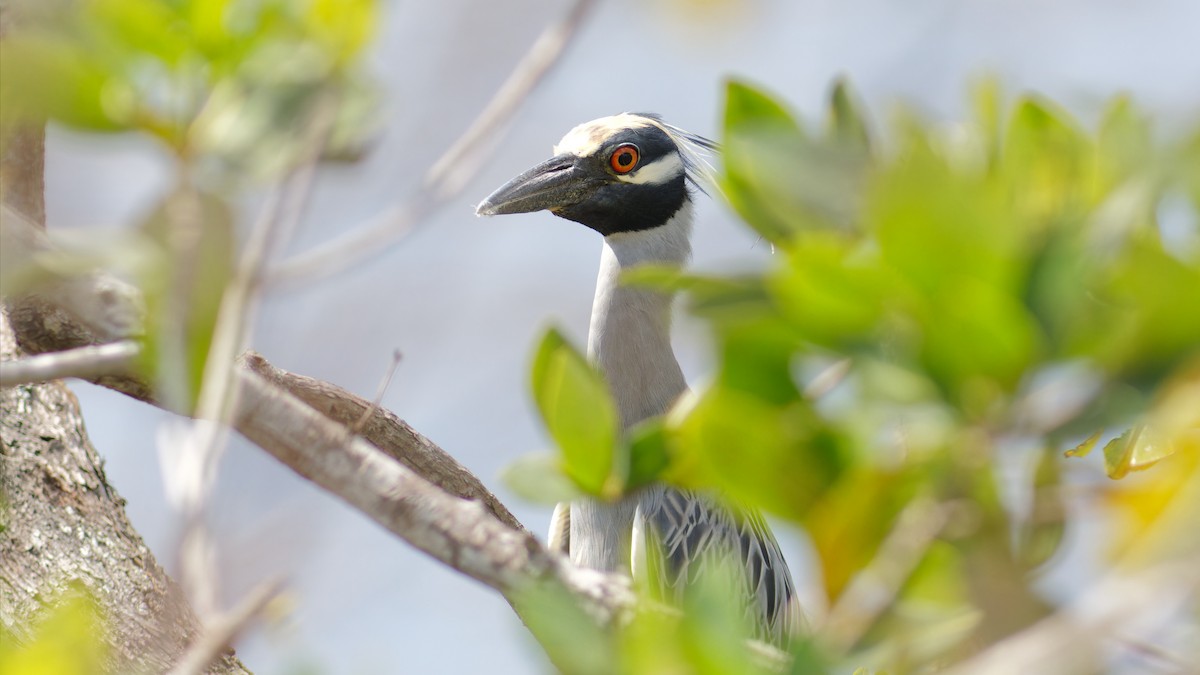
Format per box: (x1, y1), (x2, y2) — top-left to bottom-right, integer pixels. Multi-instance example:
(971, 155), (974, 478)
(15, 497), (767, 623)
(477, 114), (799, 645)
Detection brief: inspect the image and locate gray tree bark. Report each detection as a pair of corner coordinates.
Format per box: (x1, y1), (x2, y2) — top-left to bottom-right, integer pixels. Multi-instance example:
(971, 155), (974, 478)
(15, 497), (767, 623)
(1, 6), (246, 667)
(0, 312), (247, 673)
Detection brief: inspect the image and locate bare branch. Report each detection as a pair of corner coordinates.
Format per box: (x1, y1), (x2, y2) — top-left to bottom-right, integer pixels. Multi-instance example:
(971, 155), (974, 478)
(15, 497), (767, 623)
(243, 352), (526, 532)
(230, 354), (632, 615)
(820, 498), (948, 652)
(350, 348), (403, 434)
(267, 0), (598, 287)
(2, 259), (525, 535)
(1, 204), (144, 343)
(943, 556), (1200, 675)
(0, 339), (137, 386)
(167, 579), (284, 675)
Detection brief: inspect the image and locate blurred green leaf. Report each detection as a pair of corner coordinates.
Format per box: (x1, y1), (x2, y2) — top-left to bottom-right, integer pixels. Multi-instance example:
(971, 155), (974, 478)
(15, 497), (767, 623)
(1063, 430), (1102, 458)
(673, 387), (847, 520)
(721, 79), (868, 241)
(1020, 448), (1065, 569)
(0, 0), (378, 181)
(501, 453), (583, 505)
(515, 581), (616, 675)
(721, 79), (809, 241)
(0, 586), (107, 675)
(677, 559), (770, 675)
(139, 188), (235, 411)
(0, 36), (128, 131)
(826, 77), (871, 153)
(1002, 96), (1095, 220)
(969, 77), (1002, 170)
(768, 232), (886, 348)
(306, 0), (377, 64)
(805, 468), (919, 601)
(871, 540), (978, 666)
(90, 0), (190, 65)
(620, 560), (771, 675)
(787, 638), (835, 675)
(1103, 425), (1174, 479)
(531, 328), (620, 497)
(1097, 96), (1153, 188)
(626, 420), (670, 491)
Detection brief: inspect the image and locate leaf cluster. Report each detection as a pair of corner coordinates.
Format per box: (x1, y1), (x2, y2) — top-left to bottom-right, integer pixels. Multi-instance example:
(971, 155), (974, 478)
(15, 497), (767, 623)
(515, 78), (1200, 672)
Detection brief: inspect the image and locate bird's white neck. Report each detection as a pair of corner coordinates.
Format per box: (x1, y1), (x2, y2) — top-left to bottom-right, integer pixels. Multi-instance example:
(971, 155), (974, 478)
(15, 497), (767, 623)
(587, 202), (692, 430)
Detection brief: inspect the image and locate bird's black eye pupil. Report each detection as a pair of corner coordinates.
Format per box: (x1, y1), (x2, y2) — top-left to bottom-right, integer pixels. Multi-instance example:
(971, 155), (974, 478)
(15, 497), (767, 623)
(618, 152), (632, 166)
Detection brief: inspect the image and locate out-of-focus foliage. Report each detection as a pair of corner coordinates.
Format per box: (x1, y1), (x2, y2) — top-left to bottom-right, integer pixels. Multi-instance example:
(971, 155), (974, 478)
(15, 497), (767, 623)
(510, 329), (675, 503)
(0, 0), (377, 411)
(519, 77), (1200, 672)
(0, 586), (108, 675)
(0, 0), (376, 172)
(531, 328), (622, 497)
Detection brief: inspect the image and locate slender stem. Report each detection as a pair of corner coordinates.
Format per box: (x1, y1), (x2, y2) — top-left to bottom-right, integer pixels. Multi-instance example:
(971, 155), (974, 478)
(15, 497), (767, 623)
(267, 0), (598, 287)
(0, 340), (138, 387)
(166, 578), (284, 675)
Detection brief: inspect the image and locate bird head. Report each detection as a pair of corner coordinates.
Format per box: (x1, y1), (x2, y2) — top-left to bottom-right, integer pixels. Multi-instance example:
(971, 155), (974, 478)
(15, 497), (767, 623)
(476, 113), (716, 236)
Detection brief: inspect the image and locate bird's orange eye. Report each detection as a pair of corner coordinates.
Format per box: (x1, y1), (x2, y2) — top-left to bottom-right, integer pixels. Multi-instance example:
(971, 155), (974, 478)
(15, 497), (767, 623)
(609, 144), (640, 174)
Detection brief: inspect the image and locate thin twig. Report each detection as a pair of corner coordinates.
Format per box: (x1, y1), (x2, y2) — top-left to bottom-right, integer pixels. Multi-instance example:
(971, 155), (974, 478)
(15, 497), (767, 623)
(174, 96), (337, 618)
(350, 348), (402, 434)
(819, 498), (948, 652)
(942, 556), (1200, 675)
(1115, 634), (1189, 672)
(194, 96), (336, 423)
(267, 0), (598, 287)
(0, 339), (138, 387)
(167, 578), (284, 675)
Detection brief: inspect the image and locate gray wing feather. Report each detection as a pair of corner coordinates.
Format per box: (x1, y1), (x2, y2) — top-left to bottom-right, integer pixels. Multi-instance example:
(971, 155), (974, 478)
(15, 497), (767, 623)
(634, 486), (800, 645)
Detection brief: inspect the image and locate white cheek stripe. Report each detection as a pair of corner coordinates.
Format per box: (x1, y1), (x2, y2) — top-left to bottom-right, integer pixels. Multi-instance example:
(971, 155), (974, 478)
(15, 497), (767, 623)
(617, 153), (684, 185)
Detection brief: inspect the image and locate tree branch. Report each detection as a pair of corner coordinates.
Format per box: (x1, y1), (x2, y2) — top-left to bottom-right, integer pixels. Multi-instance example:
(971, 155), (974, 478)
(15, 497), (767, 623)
(243, 352), (526, 532)
(267, 0), (599, 287)
(3, 276), (634, 629)
(942, 556), (1200, 675)
(0, 339), (138, 387)
(231, 355), (632, 614)
(167, 579), (284, 675)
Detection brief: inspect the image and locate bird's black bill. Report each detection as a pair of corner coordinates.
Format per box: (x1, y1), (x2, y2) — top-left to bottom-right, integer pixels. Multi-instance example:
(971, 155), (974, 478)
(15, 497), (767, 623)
(475, 154), (596, 217)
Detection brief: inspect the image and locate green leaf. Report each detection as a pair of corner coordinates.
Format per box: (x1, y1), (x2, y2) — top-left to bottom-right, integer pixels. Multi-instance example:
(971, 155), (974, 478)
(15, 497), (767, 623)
(1102, 425), (1174, 479)
(1063, 430), (1103, 458)
(721, 79), (810, 241)
(970, 76), (1002, 168)
(805, 468), (919, 601)
(139, 189), (235, 412)
(306, 0), (378, 64)
(826, 77), (871, 152)
(515, 581), (617, 675)
(531, 328), (620, 497)
(0, 36), (129, 132)
(768, 232), (886, 348)
(1097, 95), (1152, 187)
(672, 387), (846, 520)
(90, 0), (190, 65)
(1020, 448), (1065, 569)
(1002, 96), (1095, 218)
(0, 585), (108, 675)
(626, 419), (670, 490)
(501, 453), (584, 505)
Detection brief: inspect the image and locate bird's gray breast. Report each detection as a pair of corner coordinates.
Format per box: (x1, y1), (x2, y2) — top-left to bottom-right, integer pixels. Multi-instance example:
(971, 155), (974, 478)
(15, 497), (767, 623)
(568, 496), (641, 573)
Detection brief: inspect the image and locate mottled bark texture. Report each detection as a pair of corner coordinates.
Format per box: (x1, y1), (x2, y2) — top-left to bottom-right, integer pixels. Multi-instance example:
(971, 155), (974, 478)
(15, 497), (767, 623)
(0, 312), (247, 673)
(1, 7), (245, 666)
